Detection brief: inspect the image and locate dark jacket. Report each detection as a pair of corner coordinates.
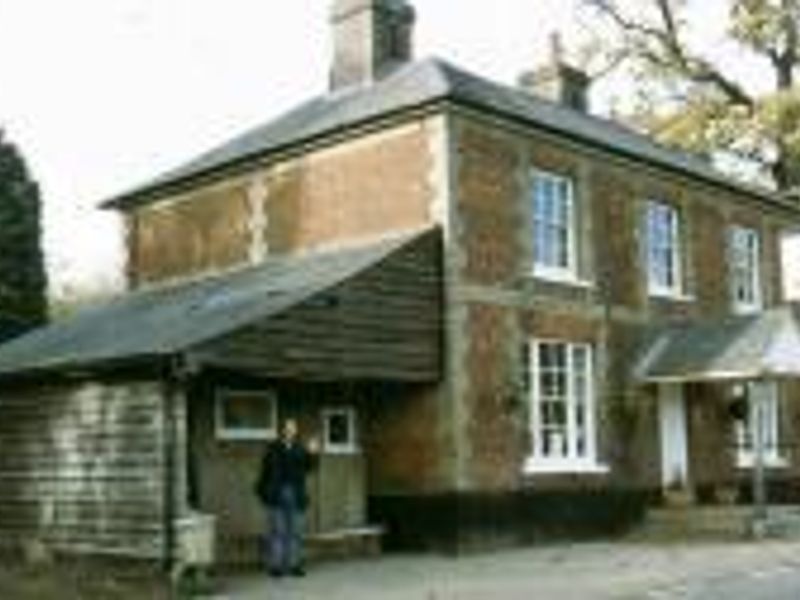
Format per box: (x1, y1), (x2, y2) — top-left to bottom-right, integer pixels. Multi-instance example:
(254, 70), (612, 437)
(255, 439), (318, 509)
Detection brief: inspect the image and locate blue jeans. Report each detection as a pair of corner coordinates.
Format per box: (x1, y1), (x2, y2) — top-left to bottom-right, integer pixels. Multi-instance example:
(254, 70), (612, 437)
(268, 486), (305, 571)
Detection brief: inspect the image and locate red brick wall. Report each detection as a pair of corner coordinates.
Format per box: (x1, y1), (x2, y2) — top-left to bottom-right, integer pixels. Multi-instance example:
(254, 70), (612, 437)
(451, 113), (798, 495)
(591, 170), (643, 309)
(691, 198), (728, 317)
(127, 181), (251, 287)
(457, 127), (521, 285)
(364, 384), (449, 494)
(126, 121), (435, 287)
(463, 303), (521, 490)
(267, 123), (434, 255)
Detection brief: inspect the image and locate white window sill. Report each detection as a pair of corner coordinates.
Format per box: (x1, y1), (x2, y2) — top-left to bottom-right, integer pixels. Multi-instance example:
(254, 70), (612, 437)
(531, 269), (594, 289)
(216, 430), (278, 442)
(523, 457), (610, 475)
(736, 456), (789, 469)
(648, 288), (694, 302)
(323, 445), (361, 456)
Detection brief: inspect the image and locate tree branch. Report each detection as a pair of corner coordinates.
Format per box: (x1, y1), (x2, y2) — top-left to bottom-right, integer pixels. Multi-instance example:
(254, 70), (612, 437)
(588, 0), (756, 108)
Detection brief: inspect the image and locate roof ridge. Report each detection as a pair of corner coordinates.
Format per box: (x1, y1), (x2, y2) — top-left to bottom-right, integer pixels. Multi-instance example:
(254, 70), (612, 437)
(430, 57), (716, 169)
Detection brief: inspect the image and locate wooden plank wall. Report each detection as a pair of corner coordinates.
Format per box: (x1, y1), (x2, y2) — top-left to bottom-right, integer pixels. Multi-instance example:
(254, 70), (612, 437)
(0, 381), (168, 559)
(192, 231), (443, 381)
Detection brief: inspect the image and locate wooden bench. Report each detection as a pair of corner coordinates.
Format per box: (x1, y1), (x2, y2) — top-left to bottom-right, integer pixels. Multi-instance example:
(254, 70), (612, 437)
(218, 526), (385, 569)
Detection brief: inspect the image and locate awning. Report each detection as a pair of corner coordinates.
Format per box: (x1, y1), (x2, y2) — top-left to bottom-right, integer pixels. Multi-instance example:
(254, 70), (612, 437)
(0, 227), (442, 381)
(633, 304), (800, 384)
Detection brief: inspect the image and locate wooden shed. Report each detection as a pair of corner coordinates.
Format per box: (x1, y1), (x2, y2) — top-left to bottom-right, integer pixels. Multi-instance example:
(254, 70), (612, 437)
(0, 228), (443, 567)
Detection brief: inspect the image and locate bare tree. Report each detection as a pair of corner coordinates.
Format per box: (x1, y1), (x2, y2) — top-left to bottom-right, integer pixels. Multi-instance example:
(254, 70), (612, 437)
(582, 0), (800, 190)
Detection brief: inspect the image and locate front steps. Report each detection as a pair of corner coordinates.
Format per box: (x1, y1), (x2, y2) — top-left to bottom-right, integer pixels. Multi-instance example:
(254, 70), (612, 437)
(761, 505), (800, 539)
(630, 505), (800, 542)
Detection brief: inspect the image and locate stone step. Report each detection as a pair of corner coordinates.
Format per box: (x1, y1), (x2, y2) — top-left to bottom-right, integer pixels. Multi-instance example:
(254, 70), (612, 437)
(762, 506), (800, 539)
(218, 526), (384, 569)
(629, 506), (800, 542)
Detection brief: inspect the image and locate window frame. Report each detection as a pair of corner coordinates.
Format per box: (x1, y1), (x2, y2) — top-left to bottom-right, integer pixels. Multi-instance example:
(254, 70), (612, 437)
(321, 406), (359, 455)
(644, 199), (683, 298)
(734, 382), (786, 469)
(524, 339), (606, 474)
(728, 225), (763, 314)
(215, 389), (279, 442)
(530, 169), (579, 283)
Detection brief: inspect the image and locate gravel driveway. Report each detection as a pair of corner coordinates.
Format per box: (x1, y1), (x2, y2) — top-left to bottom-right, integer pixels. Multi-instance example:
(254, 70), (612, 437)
(218, 540), (800, 599)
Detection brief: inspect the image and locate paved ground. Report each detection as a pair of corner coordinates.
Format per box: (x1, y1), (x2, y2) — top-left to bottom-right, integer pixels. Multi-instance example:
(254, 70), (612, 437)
(218, 541), (800, 599)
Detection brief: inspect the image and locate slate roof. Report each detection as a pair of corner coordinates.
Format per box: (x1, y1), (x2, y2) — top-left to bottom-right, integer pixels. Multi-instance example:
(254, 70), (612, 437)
(633, 304), (800, 383)
(0, 230), (426, 377)
(104, 57), (784, 210)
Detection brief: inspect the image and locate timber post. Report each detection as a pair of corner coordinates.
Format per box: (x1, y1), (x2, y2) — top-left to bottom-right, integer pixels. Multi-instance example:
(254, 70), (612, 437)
(751, 379), (768, 538)
(162, 356), (191, 578)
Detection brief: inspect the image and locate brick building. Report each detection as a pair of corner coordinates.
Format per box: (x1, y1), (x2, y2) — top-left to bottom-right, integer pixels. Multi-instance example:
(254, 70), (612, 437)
(1, 0), (800, 565)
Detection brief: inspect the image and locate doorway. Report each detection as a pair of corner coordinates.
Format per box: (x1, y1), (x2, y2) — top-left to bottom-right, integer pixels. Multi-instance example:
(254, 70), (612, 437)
(659, 383), (690, 489)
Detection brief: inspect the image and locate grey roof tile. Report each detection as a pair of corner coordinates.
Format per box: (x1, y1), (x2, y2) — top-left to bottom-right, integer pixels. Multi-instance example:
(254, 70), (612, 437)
(0, 230), (427, 376)
(634, 304), (800, 382)
(105, 58), (784, 209)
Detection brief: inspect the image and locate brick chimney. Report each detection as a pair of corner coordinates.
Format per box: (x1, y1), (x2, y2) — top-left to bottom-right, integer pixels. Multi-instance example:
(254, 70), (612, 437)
(518, 33), (590, 112)
(330, 0), (416, 91)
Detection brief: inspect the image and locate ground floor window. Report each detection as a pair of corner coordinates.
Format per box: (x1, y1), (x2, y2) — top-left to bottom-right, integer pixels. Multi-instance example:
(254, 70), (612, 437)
(525, 340), (603, 473)
(733, 382), (785, 468)
(215, 389), (278, 441)
(322, 407), (358, 454)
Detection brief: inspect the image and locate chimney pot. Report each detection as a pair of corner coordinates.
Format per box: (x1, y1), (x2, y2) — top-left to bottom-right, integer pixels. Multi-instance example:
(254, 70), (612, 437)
(519, 35), (591, 112)
(330, 0), (416, 91)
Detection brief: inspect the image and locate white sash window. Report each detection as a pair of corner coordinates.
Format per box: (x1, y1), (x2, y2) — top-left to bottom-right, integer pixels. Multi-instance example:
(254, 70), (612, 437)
(729, 226), (762, 314)
(645, 200), (682, 297)
(524, 340), (605, 473)
(531, 170), (577, 282)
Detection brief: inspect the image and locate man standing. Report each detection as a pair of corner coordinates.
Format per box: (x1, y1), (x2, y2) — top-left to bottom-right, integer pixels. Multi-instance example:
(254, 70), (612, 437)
(255, 418), (319, 577)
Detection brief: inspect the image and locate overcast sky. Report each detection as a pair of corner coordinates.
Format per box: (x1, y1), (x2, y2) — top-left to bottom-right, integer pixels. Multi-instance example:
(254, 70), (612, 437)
(0, 0), (750, 297)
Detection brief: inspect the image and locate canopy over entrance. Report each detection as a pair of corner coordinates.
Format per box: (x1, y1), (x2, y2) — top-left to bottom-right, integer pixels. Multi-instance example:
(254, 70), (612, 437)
(634, 304), (800, 384)
(633, 303), (800, 536)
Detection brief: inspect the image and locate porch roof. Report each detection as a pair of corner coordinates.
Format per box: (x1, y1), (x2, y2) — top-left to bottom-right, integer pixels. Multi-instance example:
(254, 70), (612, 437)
(0, 228), (437, 378)
(633, 304), (800, 384)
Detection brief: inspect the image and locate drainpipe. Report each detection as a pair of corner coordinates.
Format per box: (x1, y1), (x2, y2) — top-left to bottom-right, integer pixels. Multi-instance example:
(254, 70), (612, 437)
(162, 356), (188, 575)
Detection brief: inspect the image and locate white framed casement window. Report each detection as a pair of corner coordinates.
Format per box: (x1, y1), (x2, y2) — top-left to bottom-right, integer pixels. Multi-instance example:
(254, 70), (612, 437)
(215, 389), (278, 441)
(729, 225), (762, 314)
(644, 200), (683, 297)
(322, 407), (359, 454)
(524, 340), (606, 474)
(531, 169), (578, 282)
(734, 382), (786, 468)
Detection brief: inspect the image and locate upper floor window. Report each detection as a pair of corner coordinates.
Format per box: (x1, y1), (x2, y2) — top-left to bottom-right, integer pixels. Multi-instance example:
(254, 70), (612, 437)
(531, 170), (577, 281)
(524, 339), (604, 473)
(645, 200), (682, 297)
(729, 225), (762, 314)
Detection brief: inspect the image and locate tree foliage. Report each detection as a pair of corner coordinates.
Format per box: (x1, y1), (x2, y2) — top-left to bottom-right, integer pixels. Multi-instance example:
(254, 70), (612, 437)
(0, 130), (47, 340)
(581, 0), (800, 190)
